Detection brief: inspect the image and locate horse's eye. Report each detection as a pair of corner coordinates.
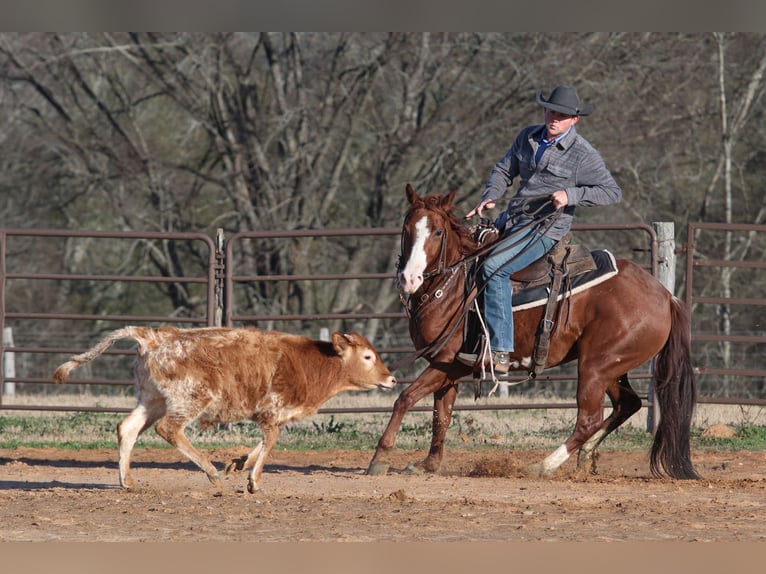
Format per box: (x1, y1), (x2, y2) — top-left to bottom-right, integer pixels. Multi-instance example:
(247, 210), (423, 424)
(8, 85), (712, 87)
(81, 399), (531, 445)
(434, 229), (442, 237)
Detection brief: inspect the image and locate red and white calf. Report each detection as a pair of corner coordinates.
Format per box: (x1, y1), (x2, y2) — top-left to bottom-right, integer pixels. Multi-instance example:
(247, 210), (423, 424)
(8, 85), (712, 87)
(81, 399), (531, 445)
(53, 326), (396, 492)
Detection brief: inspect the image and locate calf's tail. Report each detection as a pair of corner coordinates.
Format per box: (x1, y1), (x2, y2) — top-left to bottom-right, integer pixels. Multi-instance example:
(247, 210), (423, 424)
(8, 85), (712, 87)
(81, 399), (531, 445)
(53, 326), (144, 383)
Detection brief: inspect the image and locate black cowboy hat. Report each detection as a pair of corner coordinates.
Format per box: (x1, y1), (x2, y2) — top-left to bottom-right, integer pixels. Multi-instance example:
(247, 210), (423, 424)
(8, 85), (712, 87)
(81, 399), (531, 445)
(536, 85), (595, 116)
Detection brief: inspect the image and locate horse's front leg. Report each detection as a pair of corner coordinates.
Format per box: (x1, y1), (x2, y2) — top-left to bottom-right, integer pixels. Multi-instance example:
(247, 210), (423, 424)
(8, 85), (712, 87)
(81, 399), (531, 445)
(367, 367), (449, 476)
(412, 380), (458, 474)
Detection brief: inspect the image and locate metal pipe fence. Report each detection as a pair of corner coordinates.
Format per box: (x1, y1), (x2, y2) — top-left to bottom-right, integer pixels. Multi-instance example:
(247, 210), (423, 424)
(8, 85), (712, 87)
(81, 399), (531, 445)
(3, 222), (765, 416)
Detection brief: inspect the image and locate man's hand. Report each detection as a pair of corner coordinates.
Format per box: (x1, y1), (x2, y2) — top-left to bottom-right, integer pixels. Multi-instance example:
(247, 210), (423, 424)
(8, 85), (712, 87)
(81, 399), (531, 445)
(551, 190), (569, 209)
(464, 198), (496, 220)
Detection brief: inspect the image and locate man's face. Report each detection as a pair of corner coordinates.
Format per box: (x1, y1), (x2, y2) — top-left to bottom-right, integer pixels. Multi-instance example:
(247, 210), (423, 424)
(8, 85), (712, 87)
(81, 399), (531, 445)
(544, 108), (579, 138)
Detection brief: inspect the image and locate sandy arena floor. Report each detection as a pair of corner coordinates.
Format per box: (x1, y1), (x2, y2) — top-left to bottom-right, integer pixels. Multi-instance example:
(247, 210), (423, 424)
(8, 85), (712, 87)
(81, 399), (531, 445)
(1, 445), (764, 542)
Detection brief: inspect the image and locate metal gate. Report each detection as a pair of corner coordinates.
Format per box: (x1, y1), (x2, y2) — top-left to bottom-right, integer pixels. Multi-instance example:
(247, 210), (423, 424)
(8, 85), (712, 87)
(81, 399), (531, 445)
(5, 221), (764, 416)
(684, 222), (766, 403)
(0, 229), (219, 409)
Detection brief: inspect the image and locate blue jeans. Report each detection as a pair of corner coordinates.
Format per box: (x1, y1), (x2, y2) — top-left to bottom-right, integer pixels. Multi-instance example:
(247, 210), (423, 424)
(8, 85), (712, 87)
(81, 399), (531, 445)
(482, 227), (556, 352)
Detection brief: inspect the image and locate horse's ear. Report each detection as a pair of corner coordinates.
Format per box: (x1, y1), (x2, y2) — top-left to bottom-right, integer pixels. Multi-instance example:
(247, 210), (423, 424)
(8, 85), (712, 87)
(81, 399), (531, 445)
(405, 183), (419, 205)
(442, 190), (457, 210)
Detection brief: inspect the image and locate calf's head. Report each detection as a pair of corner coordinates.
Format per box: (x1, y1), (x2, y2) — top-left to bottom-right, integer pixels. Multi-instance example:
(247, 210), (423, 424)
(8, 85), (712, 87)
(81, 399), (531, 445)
(332, 332), (396, 391)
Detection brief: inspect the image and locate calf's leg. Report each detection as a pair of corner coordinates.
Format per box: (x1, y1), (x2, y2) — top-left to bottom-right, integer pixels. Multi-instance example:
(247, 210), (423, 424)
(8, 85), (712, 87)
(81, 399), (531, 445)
(222, 423), (281, 492)
(117, 399), (165, 489)
(155, 415), (221, 485)
(247, 424), (280, 493)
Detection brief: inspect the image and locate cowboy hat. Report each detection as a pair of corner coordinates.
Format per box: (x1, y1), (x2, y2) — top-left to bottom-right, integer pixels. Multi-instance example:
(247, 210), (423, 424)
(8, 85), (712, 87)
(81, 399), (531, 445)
(536, 85), (595, 116)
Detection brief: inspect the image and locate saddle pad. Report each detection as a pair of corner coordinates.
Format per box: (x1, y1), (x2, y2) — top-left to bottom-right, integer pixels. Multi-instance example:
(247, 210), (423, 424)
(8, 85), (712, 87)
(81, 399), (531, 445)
(512, 249), (619, 311)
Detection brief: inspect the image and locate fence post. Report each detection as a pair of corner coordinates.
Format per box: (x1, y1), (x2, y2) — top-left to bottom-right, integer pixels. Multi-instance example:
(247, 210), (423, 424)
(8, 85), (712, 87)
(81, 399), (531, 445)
(215, 229), (226, 327)
(3, 326), (15, 398)
(654, 222), (676, 295)
(647, 222), (676, 433)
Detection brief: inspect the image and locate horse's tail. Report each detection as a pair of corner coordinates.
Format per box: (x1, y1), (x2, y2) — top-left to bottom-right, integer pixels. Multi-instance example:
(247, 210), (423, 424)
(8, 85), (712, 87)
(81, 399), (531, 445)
(650, 297), (700, 479)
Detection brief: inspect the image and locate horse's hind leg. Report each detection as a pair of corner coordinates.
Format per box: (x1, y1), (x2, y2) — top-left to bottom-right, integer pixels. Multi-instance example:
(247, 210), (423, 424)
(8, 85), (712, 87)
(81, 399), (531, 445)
(528, 363), (620, 477)
(528, 371), (643, 478)
(529, 400), (603, 478)
(577, 374), (642, 474)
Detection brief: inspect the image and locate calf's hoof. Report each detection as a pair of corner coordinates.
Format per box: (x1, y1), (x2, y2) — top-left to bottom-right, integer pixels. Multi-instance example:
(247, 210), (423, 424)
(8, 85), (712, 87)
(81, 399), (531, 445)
(247, 477), (260, 494)
(120, 475), (136, 490)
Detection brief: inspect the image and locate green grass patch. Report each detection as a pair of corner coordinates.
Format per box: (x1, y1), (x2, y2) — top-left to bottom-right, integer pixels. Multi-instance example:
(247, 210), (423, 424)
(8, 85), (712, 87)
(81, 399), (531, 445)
(2, 409), (765, 452)
(694, 423), (766, 451)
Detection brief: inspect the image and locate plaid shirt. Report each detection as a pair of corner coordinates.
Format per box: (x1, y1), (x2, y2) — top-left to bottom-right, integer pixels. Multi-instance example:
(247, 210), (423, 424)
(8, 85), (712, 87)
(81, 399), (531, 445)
(482, 124), (621, 241)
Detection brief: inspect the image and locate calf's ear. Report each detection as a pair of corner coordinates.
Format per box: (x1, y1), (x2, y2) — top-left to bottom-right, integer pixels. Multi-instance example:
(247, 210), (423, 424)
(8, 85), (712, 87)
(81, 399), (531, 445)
(331, 332), (353, 354)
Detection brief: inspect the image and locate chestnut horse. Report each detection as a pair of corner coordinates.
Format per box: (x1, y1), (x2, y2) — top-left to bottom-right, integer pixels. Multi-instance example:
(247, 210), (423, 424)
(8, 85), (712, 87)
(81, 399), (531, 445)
(368, 184), (699, 479)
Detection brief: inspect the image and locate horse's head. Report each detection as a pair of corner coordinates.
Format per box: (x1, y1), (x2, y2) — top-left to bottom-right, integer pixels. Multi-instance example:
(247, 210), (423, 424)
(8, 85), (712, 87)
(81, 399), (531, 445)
(397, 183), (473, 294)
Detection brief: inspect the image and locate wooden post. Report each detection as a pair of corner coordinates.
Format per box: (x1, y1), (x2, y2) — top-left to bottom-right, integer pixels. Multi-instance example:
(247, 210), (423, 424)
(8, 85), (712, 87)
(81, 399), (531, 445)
(654, 222), (676, 295)
(647, 222), (676, 433)
(3, 327), (15, 398)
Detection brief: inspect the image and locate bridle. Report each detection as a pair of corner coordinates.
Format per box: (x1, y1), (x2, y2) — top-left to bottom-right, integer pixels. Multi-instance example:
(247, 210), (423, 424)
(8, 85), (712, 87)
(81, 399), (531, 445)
(396, 212), (471, 319)
(396, 217), (451, 283)
(397, 195), (559, 291)
(390, 195), (561, 370)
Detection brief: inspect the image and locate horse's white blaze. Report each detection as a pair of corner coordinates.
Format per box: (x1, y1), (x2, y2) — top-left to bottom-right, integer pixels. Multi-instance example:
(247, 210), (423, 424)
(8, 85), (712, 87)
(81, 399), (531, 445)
(541, 444), (570, 474)
(398, 215), (430, 294)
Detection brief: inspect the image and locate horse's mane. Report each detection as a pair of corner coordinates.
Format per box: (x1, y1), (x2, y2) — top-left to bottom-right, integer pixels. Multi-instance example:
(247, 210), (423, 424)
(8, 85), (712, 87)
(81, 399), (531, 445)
(446, 208), (478, 257)
(414, 192), (478, 257)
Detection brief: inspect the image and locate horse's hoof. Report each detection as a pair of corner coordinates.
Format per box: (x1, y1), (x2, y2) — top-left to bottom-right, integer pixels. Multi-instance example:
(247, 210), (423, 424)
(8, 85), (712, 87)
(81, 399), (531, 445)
(524, 462), (545, 478)
(404, 463), (426, 475)
(225, 455), (248, 475)
(224, 462), (240, 475)
(367, 461), (390, 476)
(569, 465), (595, 480)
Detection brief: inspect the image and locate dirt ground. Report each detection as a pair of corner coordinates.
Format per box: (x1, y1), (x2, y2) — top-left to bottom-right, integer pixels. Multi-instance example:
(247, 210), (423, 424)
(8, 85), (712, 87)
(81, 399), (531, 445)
(1, 445), (765, 542)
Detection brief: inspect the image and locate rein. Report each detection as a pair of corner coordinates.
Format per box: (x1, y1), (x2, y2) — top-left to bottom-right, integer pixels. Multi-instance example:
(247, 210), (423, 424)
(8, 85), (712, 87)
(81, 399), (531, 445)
(391, 195), (560, 371)
(406, 194), (558, 281)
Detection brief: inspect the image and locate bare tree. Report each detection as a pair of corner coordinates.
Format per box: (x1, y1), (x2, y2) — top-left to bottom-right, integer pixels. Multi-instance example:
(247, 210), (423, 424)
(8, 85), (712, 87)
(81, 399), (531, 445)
(2, 33), (766, 389)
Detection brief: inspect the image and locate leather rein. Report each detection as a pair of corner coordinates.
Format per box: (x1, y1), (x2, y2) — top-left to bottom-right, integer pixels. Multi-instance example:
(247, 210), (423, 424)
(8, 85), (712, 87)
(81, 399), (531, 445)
(391, 196), (558, 371)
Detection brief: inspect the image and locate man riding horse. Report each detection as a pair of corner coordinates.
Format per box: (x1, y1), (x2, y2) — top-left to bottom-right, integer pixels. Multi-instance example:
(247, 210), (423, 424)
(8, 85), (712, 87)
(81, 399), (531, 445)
(456, 85), (622, 374)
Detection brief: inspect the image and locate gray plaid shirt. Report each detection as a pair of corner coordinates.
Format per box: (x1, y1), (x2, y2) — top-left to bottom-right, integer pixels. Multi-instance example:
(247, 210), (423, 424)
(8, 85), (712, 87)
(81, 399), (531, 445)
(482, 124), (621, 241)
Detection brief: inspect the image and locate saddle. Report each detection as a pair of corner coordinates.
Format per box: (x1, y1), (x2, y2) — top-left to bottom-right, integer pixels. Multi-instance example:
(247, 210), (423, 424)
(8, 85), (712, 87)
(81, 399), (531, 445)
(464, 225), (598, 377)
(509, 235), (596, 293)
